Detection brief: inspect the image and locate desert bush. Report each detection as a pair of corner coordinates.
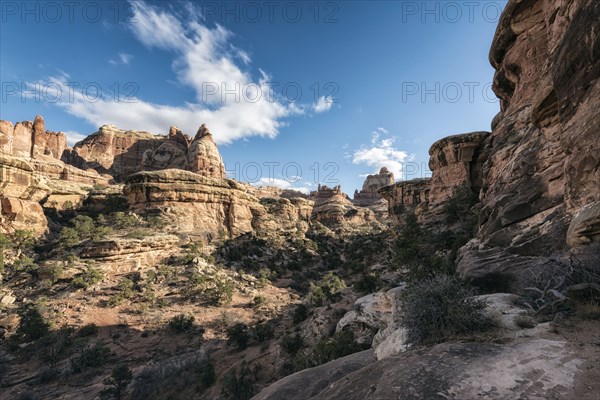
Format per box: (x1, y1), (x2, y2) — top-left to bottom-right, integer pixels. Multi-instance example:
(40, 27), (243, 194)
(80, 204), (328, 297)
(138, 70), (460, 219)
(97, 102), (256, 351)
(38, 365), (60, 383)
(70, 343), (110, 373)
(252, 295), (266, 308)
(292, 330), (366, 372)
(168, 314), (195, 333)
(516, 248), (600, 315)
(292, 304), (309, 324)
(59, 227), (80, 248)
(227, 323), (250, 350)
(253, 322), (275, 343)
(220, 361), (257, 400)
(112, 212), (138, 229)
(308, 272), (346, 306)
(401, 275), (491, 344)
(71, 266), (103, 289)
(354, 273), (379, 293)
(131, 351), (215, 399)
(206, 276), (234, 305)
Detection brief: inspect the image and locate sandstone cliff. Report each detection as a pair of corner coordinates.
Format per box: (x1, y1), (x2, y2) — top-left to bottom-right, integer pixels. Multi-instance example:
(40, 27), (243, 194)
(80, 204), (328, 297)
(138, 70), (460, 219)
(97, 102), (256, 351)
(68, 123), (226, 182)
(0, 115), (68, 160)
(457, 0), (600, 279)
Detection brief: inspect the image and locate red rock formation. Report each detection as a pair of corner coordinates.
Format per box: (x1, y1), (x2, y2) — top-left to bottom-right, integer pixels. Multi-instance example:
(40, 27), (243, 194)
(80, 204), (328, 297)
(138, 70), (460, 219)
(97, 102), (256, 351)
(186, 124), (225, 178)
(0, 115), (68, 160)
(428, 132), (489, 206)
(71, 123), (226, 181)
(0, 156), (50, 235)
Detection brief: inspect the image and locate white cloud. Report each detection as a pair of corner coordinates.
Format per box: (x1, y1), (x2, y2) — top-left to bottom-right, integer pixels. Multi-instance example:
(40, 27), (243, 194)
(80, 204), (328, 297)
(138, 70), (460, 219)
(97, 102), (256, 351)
(313, 95), (334, 113)
(253, 177), (311, 194)
(63, 130), (88, 146)
(352, 131), (412, 179)
(38, 0), (304, 145)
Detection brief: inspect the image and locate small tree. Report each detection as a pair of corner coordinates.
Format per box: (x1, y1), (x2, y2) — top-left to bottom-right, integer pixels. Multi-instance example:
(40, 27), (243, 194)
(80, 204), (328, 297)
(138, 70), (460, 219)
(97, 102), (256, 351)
(15, 305), (50, 342)
(103, 365), (133, 400)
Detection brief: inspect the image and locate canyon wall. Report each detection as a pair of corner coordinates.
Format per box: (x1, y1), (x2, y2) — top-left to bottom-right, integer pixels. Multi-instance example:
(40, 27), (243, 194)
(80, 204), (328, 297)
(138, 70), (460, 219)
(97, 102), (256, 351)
(457, 0), (600, 278)
(379, 0), (599, 279)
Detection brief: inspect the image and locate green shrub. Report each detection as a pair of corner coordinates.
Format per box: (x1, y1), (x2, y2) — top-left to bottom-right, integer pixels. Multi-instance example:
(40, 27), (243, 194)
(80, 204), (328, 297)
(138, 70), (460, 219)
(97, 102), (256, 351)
(206, 277), (234, 305)
(59, 227), (80, 248)
(71, 266), (104, 289)
(131, 352), (214, 399)
(168, 314), (195, 333)
(401, 275), (491, 344)
(252, 295), (267, 308)
(70, 343), (111, 373)
(112, 212), (138, 229)
(40, 327), (74, 367)
(72, 215), (95, 237)
(220, 361), (256, 400)
(308, 272), (346, 306)
(227, 323), (250, 350)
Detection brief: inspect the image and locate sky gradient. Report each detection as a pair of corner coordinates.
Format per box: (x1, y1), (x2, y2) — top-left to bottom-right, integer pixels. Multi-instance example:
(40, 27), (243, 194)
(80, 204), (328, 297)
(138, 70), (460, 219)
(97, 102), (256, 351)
(1, 1), (504, 194)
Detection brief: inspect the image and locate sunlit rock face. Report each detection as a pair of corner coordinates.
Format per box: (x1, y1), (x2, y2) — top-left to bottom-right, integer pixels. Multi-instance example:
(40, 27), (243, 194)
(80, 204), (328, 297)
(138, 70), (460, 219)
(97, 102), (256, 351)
(457, 0), (600, 279)
(353, 167), (395, 207)
(69, 123), (226, 182)
(0, 156), (50, 235)
(0, 115), (68, 160)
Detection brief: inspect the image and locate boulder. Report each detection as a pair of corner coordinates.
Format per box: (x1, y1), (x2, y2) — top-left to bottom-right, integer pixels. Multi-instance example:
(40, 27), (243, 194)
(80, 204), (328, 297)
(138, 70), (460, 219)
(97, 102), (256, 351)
(251, 350), (374, 400)
(310, 339), (582, 400)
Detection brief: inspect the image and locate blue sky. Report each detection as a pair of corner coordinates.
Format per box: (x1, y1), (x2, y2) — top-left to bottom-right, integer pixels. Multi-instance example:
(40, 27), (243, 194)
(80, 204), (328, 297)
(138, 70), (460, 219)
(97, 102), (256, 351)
(0, 1), (503, 194)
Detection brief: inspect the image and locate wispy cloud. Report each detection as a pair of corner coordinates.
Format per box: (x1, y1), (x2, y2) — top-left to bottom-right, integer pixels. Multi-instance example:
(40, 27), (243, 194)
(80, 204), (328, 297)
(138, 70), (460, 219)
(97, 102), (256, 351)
(36, 0), (305, 144)
(352, 129), (412, 179)
(109, 52), (133, 65)
(313, 95), (334, 113)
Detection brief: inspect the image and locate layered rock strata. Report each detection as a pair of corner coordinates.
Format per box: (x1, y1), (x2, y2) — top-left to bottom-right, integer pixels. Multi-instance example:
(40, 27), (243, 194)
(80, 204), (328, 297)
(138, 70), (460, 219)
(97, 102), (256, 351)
(457, 0), (600, 278)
